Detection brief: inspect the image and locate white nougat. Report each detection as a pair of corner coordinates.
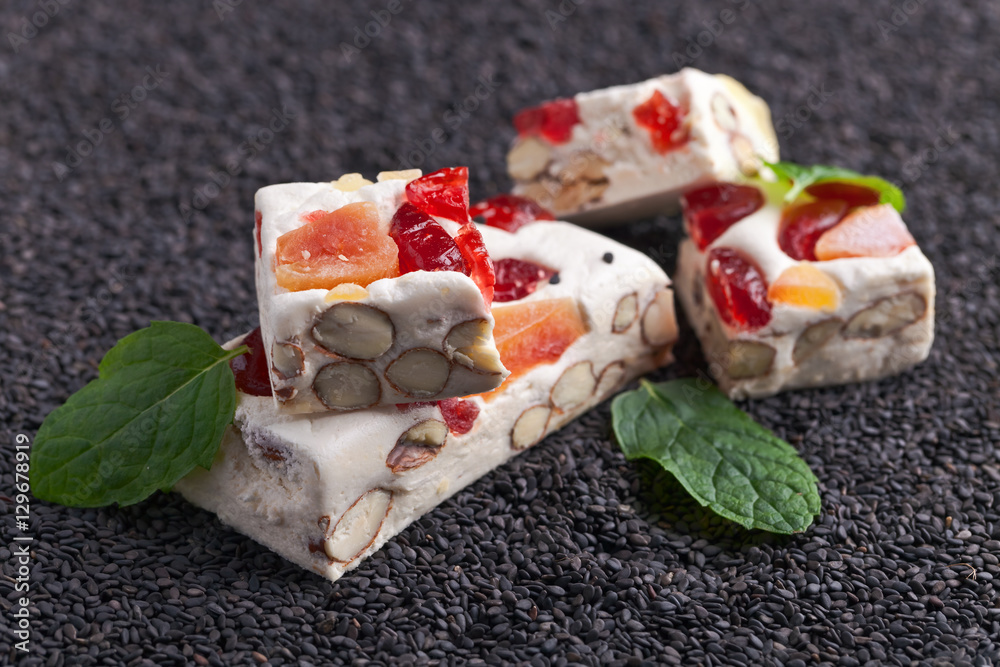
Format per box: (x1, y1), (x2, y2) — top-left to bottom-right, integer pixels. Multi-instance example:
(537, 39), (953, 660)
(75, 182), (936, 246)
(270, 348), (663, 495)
(255, 171), (508, 414)
(675, 178), (935, 400)
(508, 68), (778, 226)
(176, 221), (678, 582)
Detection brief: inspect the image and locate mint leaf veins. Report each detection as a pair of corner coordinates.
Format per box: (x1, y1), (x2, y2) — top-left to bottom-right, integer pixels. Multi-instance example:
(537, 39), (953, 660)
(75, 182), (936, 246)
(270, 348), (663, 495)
(31, 321), (246, 507)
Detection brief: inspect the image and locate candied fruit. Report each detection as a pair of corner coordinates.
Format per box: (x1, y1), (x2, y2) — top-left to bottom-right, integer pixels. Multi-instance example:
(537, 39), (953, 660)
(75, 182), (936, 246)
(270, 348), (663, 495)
(438, 397), (479, 435)
(255, 210), (263, 258)
(405, 167), (471, 223)
(514, 98), (580, 145)
(230, 327), (272, 397)
(706, 247), (772, 331)
(682, 183), (765, 251)
(493, 258), (556, 303)
(389, 203), (467, 275)
(814, 204), (916, 261)
(469, 194), (555, 232)
(491, 298), (588, 380)
(778, 199), (848, 261)
(632, 90), (687, 154)
(767, 264), (842, 311)
(805, 181), (881, 208)
(454, 222), (496, 304)
(275, 202), (400, 292)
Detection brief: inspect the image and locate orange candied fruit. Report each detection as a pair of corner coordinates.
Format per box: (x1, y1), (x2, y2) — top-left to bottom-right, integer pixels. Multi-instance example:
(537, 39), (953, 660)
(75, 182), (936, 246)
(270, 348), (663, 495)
(767, 264), (842, 311)
(274, 202), (399, 292)
(814, 204), (916, 261)
(490, 297), (588, 383)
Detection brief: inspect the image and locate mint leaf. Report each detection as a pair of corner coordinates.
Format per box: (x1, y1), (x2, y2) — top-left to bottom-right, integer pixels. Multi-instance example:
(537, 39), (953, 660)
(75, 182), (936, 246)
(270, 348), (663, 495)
(611, 379), (820, 534)
(765, 159), (906, 213)
(31, 322), (246, 507)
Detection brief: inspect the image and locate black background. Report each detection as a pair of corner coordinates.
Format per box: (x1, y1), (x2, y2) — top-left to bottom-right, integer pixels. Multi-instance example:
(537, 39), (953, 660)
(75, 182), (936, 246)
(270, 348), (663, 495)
(2, 0), (999, 664)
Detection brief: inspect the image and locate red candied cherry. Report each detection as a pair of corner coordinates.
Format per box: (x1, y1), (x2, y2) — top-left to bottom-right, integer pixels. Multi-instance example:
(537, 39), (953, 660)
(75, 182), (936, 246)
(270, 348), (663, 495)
(805, 181), (881, 208)
(633, 90), (687, 154)
(390, 203), (468, 275)
(255, 210), (263, 258)
(492, 258), (556, 303)
(778, 199), (848, 261)
(406, 167), (471, 223)
(706, 248), (772, 331)
(469, 194), (556, 233)
(454, 222), (496, 304)
(513, 98), (581, 145)
(438, 397), (480, 435)
(230, 327), (272, 396)
(682, 183), (765, 251)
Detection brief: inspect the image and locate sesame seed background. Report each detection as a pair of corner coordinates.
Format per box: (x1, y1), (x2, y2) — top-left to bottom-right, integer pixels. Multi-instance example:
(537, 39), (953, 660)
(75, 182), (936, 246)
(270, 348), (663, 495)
(2, 0), (999, 665)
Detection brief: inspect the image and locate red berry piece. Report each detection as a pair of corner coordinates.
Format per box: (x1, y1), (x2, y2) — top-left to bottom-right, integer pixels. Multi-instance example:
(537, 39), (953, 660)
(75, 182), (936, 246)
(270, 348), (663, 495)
(230, 327), (272, 396)
(454, 223), (496, 304)
(438, 397), (480, 435)
(493, 258), (555, 303)
(805, 181), (881, 208)
(632, 90), (687, 154)
(405, 166), (471, 223)
(778, 199), (848, 261)
(390, 203), (468, 275)
(513, 98), (580, 145)
(255, 210), (263, 258)
(469, 194), (556, 233)
(706, 248), (772, 331)
(682, 183), (765, 251)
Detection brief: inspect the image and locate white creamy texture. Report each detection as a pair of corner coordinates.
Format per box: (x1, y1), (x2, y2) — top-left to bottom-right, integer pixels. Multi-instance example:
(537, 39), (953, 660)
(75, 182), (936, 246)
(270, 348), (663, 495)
(176, 221), (677, 582)
(255, 177), (506, 414)
(674, 180), (936, 399)
(510, 68), (778, 226)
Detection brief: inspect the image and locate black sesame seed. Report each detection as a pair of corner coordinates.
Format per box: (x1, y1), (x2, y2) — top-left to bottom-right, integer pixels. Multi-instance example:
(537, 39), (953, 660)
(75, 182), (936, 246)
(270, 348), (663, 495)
(549, 273), (561, 284)
(602, 252), (614, 263)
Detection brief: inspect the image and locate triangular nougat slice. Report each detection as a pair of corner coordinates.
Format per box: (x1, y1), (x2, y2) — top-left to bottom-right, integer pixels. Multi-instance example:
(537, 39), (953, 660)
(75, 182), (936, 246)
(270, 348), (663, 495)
(508, 68), (778, 226)
(176, 221), (677, 582)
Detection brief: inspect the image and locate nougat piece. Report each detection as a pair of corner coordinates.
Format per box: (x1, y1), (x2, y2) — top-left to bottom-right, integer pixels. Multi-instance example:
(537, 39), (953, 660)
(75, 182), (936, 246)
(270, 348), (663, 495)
(507, 68), (778, 226)
(255, 168), (508, 414)
(674, 175), (935, 399)
(176, 221), (678, 582)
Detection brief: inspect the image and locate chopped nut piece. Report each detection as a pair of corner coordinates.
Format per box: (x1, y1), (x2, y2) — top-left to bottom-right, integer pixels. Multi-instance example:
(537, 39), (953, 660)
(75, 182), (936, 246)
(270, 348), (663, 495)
(641, 289), (679, 346)
(843, 292), (927, 339)
(324, 283), (369, 303)
(612, 292), (639, 333)
(331, 173), (374, 192)
(551, 361), (596, 412)
(323, 489), (392, 563)
(313, 303), (395, 360)
(793, 318), (843, 364)
(385, 348), (452, 398)
(313, 362), (381, 410)
(272, 341), (304, 380)
(511, 405), (552, 450)
(507, 137), (552, 182)
(386, 420), (448, 473)
(730, 134), (760, 176)
(445, 319), (505, 374)
(711, 92), (739, 132)
(596, 361), (626, 398)
(553, 179), (609, 213)
(725, 340), (776, 379)
(376, 169), (422, 183)
(560, 151), (609, 183)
